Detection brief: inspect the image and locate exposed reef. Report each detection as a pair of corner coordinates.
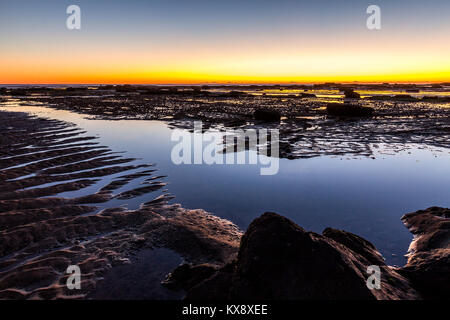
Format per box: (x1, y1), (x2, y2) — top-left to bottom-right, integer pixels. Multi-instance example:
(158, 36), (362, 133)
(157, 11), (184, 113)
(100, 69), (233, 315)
(2, 83), (449, 160)
(398, 207), (450, 299)
(0, 109), (448, 300)
(326, 103), (374, 117)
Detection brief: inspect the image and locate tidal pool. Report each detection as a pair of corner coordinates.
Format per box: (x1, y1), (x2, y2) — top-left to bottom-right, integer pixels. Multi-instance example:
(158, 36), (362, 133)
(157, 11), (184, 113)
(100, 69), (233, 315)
(2, 103), (449, 266)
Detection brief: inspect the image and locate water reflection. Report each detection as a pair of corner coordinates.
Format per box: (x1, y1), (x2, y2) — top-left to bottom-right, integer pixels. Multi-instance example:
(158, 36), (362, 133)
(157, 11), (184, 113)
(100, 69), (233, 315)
(1, 104), (449, 266)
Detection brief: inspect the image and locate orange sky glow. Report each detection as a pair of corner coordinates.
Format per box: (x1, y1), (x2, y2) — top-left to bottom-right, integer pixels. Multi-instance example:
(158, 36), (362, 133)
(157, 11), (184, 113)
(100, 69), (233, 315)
(1, 2), (449, 85)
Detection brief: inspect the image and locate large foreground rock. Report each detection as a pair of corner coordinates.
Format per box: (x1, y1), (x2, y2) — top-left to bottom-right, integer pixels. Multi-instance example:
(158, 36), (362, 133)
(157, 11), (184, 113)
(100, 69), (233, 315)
(397, 207), (450, 299)
(176, 212), (420, 300)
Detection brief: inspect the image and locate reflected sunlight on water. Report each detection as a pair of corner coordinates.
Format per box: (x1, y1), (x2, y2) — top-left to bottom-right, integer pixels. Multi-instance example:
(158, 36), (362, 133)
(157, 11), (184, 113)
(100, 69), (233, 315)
(1, 103), (449, 266)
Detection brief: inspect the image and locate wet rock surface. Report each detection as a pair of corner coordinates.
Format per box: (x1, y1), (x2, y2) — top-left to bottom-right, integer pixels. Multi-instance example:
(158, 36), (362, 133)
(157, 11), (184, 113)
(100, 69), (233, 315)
(253, 108), (281, 122)
(1, 83), (449, 160)
(326, 103), (374, 117)
(397, 207), (450, 299)
(174, 210), (449, 300)
(162, 263), (218, 291)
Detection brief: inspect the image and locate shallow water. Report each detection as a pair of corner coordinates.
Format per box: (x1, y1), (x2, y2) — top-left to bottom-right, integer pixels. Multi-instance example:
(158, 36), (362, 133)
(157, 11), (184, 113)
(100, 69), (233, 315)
(1, 104), (449, 266)
(88, 248), (184, 300)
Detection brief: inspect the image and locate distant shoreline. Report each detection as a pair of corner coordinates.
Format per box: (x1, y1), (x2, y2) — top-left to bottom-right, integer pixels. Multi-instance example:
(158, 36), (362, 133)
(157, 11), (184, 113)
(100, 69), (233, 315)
(1, 81), (450, 88)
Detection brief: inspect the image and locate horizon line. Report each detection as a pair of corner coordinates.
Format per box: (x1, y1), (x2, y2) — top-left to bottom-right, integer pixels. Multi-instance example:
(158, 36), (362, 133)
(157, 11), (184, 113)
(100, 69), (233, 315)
(2, 81), (449, 86)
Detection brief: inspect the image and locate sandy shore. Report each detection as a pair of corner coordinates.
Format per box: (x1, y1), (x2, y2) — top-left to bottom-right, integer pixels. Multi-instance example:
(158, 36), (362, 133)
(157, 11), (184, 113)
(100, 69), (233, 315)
(0, 110), (241, 299)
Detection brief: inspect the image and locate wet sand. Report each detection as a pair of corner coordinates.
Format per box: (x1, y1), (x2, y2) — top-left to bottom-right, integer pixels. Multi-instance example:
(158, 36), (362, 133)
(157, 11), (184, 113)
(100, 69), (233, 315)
(0, 110), (241, 299)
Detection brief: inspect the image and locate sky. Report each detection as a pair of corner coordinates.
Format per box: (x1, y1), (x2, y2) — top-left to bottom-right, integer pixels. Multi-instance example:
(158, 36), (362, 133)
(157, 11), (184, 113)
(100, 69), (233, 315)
(1, 0), (450, 84)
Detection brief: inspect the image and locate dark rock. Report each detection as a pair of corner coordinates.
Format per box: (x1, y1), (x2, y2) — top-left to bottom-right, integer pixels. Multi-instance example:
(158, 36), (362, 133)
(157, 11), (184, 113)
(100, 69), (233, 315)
(392, 94), (419, 101)
(300, 93), (317, 98)
(397, 207), (450, 299)
(183, 263), (235, 300)
(223, 119), (247, 127)
(422, 96), (450, 103)
(227, 212), (375, 299)
(279, 141), (293, 156)
(368, 94), (420, 102)
(366, 95), (388, 101)
(343, 89), (361, 99)
(185, 212), (419, 300)
(253, 108), (281, 122)
(326, 103), (374, 117)
(221, 91), (248, 97)
(162, 263), (217, 291)
(9, 89), (28, 96)
(173, 112), (187, 120)
(323, 228), (385, 265)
